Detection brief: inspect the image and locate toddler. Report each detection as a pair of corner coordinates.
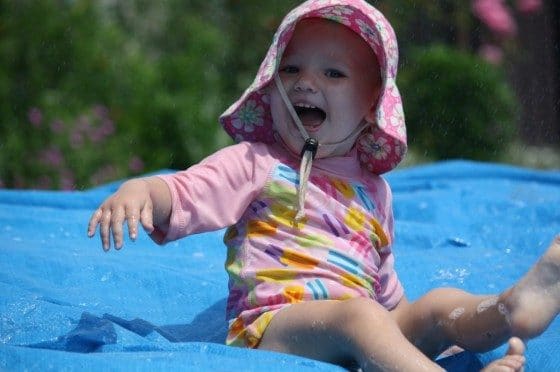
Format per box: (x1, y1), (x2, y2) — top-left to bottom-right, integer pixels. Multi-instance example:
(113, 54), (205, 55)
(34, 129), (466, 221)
(88, 1), (560, 371)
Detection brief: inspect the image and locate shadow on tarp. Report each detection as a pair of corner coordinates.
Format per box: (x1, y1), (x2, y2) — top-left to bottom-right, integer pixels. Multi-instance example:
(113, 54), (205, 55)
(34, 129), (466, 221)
(28, 299), (228, 353)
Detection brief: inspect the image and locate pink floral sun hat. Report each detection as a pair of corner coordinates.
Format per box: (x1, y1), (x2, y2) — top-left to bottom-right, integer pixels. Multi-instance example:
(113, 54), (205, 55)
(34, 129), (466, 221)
(219, 0), (407, 175)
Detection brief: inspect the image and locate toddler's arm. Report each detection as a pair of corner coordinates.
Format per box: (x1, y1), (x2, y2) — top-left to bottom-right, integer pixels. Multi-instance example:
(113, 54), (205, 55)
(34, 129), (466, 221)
(87, 176), (171, 251)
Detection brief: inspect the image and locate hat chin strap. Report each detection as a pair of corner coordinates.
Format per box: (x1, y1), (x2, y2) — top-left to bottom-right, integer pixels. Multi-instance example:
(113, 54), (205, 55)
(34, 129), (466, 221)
(273, 75), (369, 221)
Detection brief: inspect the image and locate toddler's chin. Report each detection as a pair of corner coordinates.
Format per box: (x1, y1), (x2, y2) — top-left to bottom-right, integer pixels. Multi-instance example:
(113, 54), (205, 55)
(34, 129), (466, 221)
(276, 135), (348, 160)
(275, 133), (304, 158)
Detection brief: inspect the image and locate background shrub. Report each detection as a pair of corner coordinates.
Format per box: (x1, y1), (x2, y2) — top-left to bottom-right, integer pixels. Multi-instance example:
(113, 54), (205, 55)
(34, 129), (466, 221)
(0, 0), (230, 189)
(399, 45), (517, 161)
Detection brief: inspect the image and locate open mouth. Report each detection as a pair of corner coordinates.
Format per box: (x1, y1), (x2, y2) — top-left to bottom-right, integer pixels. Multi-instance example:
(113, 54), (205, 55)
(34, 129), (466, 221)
(294, 104), (326, 129)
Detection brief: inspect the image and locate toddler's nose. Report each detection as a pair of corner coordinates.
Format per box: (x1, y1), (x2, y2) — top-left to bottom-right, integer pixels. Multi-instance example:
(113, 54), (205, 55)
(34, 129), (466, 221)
(294, 73), (317, 93)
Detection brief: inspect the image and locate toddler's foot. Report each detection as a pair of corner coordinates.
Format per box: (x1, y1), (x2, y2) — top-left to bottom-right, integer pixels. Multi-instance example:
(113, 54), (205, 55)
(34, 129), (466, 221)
(506, 236), (560, 338)
(481, 337), (525, 372)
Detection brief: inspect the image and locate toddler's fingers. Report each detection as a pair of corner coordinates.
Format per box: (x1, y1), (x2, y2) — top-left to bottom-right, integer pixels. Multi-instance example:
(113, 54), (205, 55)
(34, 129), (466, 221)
(99, 209), (114, 251)
(110, 206), (126, 250)
(139, 201), (154, 234)
(87, 209), (103, 237)
(125, 206), (141, 241)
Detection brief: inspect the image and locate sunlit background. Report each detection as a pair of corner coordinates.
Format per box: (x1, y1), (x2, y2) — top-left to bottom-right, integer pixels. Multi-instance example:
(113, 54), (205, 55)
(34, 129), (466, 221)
(1, 0), (558, 190)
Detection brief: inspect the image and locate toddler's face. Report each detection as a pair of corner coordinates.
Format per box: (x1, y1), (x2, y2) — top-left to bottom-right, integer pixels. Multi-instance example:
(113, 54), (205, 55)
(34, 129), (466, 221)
(270, 18), (381, 158)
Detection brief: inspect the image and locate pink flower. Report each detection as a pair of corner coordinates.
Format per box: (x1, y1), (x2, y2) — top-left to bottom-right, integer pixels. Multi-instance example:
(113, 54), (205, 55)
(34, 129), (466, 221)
(516, 0), (542, 14)
(128, 156), (144, 173)
(28, 107), (43, 127)
(39, 146), (64, 167)
(35, 176), (53, 190)
(472, 0), (517, 37)
(90, 165), (117, 186)
(60, 169), (76, 190)
(93, 104), (109, 119)
(99, 119), (115, 137)
(88, 119), (114, 143)
(50, 119), (65, 134)
(479, 44), (504, 65)
(89, 129), (106, 144)
(70, 130), (84, 149)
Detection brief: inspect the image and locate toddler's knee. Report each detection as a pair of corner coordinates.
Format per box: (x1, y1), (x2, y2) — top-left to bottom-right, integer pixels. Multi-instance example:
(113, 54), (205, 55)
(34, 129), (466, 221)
(425, 287), (468, 299)
(507, 308), (548, 340)
(334, 297), (392, 332)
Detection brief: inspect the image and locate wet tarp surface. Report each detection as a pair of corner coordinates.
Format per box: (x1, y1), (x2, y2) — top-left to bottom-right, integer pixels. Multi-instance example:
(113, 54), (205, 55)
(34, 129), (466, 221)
(1, 160), (559, 371)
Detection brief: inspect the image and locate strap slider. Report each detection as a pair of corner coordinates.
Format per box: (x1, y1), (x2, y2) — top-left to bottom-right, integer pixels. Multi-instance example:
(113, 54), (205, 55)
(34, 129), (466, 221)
(300, 138), (319, 159)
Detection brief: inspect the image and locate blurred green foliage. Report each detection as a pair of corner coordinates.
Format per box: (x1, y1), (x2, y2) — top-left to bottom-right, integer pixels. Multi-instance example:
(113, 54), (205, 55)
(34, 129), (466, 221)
(399, 45), (516, 160)
(0, 0), (524, 189)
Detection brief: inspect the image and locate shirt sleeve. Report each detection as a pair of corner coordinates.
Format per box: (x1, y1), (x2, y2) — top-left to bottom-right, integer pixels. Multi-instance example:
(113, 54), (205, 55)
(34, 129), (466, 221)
(374, 179), (405, 309)
(151, 142), (275, 244)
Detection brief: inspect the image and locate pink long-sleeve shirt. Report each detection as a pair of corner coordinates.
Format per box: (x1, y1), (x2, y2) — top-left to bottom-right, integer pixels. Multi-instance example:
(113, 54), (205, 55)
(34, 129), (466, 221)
(157, 141), (403, 347)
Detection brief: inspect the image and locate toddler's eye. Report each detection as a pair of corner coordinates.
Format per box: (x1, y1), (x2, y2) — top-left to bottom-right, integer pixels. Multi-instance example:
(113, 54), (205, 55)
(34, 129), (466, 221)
(325, 69), (345, 78)
(280, 65), (299, 74)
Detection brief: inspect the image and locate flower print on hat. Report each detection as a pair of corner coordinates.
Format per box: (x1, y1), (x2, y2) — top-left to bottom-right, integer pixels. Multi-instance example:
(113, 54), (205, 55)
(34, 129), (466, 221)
(219, 0), (407, 175)
(231, 99), (265, 133)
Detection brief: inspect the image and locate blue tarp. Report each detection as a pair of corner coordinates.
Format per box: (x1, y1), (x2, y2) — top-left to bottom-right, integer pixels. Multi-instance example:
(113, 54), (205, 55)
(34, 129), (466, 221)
(1, 160), (559, 371)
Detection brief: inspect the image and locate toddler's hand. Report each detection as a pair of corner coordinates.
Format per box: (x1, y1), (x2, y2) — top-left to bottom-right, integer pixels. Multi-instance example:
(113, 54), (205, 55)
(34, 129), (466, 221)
(87, 179), (155, 251)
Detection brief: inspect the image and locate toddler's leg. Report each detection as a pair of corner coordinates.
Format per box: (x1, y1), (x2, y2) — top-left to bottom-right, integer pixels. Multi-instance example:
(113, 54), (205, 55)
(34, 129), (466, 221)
(392, 290), (513, 356)
(394, 236), (560, 356)
(502, 235), (560, 339)
(258, 297), (444, 371)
